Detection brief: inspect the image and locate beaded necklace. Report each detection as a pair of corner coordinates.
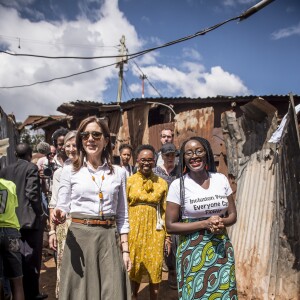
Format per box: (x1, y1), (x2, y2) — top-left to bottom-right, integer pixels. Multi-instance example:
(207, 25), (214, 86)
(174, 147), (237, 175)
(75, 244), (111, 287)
(87, 164), (105, 217)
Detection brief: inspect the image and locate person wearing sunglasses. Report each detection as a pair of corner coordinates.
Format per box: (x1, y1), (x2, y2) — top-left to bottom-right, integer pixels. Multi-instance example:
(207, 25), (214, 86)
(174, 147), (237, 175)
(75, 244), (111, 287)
(53, 116), (131, 300)
(127, 144), (169, 300)
(166, 137), (238, 299)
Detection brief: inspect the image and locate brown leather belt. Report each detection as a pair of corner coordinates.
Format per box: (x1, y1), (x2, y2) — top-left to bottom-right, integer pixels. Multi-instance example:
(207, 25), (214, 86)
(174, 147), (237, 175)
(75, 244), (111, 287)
(72, 218), (116, 226)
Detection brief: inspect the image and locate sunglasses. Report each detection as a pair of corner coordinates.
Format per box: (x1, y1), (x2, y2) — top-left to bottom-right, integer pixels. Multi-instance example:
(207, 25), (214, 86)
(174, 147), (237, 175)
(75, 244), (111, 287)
(80, 131), (103, 140)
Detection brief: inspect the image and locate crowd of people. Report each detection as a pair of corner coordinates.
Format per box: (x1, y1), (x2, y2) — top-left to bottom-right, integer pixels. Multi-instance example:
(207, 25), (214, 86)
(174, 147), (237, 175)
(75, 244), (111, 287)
(0, 116), (238, 300)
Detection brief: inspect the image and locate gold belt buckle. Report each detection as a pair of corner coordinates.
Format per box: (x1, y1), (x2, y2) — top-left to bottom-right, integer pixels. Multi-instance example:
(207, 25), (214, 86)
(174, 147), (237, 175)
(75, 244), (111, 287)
(83, 219), (90, 225)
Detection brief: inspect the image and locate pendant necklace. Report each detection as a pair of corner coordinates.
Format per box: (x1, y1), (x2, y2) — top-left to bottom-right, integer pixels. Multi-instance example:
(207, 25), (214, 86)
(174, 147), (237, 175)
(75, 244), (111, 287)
(87, 166), (105, 217)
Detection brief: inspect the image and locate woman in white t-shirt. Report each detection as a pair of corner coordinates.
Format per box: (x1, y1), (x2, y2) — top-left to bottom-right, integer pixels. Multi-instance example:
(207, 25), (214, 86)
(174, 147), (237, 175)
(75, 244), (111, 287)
(166, 136), (238, 299)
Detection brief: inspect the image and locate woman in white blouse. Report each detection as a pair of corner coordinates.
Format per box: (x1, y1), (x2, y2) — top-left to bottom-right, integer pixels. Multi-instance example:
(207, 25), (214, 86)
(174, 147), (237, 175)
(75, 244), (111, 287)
(53, 116), (131, 300)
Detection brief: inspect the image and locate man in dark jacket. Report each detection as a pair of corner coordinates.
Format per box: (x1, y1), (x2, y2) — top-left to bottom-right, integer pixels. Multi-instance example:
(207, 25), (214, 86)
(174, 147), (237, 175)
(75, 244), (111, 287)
(0, 143), (47, 300)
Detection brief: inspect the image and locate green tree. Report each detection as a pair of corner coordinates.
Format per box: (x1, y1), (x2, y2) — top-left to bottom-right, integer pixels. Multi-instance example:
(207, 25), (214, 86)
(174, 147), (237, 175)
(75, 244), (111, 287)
(20, 128), (45, 152)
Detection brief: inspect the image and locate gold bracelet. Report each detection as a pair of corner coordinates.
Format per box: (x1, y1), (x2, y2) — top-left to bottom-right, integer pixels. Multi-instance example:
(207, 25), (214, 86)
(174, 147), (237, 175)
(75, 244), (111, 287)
(122, 250), (130, 254)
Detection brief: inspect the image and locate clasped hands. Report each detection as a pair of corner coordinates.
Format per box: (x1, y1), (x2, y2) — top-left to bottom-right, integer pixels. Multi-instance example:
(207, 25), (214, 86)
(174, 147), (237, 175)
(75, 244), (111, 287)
(52, 208), (66, 225)
(206, 216), (225, 234)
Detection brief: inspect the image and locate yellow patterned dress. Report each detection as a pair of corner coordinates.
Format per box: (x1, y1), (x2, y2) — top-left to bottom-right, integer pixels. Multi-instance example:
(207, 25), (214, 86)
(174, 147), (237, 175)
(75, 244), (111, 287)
(127, 171), (168, 284)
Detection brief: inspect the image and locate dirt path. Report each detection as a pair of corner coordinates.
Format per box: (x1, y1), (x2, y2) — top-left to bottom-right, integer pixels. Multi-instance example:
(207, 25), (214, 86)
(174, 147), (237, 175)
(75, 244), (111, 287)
(40, 256), (179, 300)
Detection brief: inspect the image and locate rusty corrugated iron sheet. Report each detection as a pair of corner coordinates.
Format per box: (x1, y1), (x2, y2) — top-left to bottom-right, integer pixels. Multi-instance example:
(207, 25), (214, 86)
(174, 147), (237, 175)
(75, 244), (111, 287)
(174, 107), (214, 147)
(223, 98), (278, 298)
(274, 95), (300, 298)
(173, 106), (230, 177)
(222, 98), (278, 177)
(223, 97), (300, 299)
(56, 95), (300, 115)
(127, 104), (150, 153)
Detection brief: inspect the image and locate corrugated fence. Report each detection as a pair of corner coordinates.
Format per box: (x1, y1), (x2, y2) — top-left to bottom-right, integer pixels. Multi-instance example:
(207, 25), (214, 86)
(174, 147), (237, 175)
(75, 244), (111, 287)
(223, 97), (300, 299)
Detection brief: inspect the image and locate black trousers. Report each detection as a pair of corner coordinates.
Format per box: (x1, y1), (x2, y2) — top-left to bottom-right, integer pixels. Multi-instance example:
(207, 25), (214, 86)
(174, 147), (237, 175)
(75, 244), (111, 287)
(165, 234), (178, 271)
(20, 223), (44, 300)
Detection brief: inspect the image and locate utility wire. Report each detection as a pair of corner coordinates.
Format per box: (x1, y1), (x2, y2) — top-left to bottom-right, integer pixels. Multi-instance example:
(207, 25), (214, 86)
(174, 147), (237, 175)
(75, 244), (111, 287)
(0, 15), (239, 88)
(0, 34), (118, 49)
(0, 0), (275, 89)
(123, 77), (134, 99)
(0, 15), (239, 60)
(0, 52), (145, 88)
(131, 60), (163, 97)
(2, 0), (272, 59)
(145, 77), (163, 98)
(0, 61), (118, 88)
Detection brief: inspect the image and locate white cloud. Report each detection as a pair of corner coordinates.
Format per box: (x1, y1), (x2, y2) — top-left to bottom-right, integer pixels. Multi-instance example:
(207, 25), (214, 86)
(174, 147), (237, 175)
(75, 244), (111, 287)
(182, 47), (202, 61)
(0, 0), (250, 122)
(135, 63), (249, 98)
(133, 51), (159, 66)
(271, 22), (300, 40)
(129, 83), (140, 93)
(0, 0), (143, 121)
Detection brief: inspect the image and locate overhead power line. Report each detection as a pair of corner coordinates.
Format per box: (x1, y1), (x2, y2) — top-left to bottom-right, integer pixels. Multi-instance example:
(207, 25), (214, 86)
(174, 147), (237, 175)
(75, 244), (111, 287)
(0, 0), (275, 89)
(0, 0), (275, 61)
(131, 60), (163, 97)
(0, 52), (145, 89)
(122, 77), (134, 99)
(0, 34), (118, 49)
(0, 15), (238, 60)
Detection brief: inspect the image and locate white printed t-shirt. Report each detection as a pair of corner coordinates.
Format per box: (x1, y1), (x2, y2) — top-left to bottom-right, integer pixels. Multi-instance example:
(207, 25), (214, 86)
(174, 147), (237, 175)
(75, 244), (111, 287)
(167, 172), (232, 219)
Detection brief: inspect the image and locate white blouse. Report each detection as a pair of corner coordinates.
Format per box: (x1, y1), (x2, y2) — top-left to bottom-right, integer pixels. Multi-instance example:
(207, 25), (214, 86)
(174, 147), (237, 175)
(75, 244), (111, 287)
(56, 161), (129, 234)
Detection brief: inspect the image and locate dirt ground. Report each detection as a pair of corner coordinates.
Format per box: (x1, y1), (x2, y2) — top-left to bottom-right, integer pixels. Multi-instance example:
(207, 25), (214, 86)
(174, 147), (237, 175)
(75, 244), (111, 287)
(40, 255), (179, 300)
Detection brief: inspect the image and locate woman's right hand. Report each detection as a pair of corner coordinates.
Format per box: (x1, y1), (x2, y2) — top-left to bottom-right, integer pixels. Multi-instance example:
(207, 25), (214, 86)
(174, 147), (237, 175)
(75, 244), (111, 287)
(122, 253), (132, 272)
(52, 208), (66, 224)
(207, 216), (224, 233)
(49, 233), (57, 251)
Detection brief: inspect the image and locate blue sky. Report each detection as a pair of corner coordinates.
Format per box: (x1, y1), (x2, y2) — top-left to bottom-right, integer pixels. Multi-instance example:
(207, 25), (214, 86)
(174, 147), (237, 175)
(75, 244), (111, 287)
(0, 0), (299, 121)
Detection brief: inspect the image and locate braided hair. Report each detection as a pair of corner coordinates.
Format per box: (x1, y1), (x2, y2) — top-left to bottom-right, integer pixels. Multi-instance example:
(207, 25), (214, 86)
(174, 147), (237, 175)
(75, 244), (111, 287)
(178, 136), (217, 218)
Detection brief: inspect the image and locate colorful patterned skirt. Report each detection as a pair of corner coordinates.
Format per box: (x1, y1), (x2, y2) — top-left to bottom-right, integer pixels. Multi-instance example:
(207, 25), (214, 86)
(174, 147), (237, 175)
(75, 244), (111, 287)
(176, 221), (238, 299)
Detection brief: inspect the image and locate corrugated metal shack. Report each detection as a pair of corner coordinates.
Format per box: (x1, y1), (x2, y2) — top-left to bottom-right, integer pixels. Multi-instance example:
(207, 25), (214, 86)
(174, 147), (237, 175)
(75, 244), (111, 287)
(0, 106), (19, 168)
(21, 94), (300, 298)
(223, 95), (300, 299)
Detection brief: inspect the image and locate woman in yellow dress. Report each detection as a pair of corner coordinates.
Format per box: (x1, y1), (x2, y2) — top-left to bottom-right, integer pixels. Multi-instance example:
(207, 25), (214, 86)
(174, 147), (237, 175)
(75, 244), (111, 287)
(127, 144), (170, 300)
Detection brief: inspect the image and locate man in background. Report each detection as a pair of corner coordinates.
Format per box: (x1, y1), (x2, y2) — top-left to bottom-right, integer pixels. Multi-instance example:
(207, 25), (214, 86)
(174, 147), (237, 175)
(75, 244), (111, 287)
(156, 128), (175, 167)
(0, 143), (47, 300)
